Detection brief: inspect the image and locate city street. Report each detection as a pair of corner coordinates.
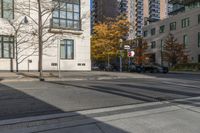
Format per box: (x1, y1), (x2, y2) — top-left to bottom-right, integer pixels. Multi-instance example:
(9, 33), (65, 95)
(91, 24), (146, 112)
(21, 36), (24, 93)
(0, 72), (199, 132)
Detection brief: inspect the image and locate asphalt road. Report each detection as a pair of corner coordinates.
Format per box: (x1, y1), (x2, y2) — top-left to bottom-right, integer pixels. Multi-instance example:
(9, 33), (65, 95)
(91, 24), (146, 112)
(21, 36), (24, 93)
(0, 73), (200, 120)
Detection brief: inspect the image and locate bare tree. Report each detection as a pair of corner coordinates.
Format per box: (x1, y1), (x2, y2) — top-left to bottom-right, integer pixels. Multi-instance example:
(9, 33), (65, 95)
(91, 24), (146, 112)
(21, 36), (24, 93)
(14, 0), (60, 80)
(8, 16), (37, 72)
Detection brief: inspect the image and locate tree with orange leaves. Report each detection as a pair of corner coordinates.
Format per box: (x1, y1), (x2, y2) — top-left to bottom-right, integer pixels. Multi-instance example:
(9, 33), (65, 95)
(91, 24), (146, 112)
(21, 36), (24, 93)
(91, 16), (130, 65)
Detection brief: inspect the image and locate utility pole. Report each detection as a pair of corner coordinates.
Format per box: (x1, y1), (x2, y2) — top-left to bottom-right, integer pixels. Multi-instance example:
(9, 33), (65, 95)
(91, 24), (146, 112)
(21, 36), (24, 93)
(119, 39), (123, 72)
(38, 0), (44, 81)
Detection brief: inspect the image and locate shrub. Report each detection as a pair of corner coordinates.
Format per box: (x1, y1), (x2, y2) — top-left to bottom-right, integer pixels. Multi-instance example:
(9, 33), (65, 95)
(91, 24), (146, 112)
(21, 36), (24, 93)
(171, 63), (200, 71)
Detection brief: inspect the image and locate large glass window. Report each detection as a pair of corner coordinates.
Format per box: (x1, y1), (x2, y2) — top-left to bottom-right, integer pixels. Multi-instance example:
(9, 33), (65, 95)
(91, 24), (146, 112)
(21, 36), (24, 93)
(199, 14), (200, 24)
(198, 32), (200, 48)
(182, 18), (190, 28)
(52, 0), (80, 30)
(183, 34), (189, 48)
(0, 0), (14, 19)
(151, 41), (156, 49)
(159, 25), (165, 33)
(198, 55), (200, 63)
(143, 30), (148, 37)
(170, 22), (176, 31)
(60, 39), (74, 59)
(151, 28), (156, 36)
(0, 36), (14, 58)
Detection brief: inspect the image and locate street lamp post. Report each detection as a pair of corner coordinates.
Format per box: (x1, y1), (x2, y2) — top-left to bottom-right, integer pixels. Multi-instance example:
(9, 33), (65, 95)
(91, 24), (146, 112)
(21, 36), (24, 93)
(57, 39), (61, 78)
(119, 39), (123, 72)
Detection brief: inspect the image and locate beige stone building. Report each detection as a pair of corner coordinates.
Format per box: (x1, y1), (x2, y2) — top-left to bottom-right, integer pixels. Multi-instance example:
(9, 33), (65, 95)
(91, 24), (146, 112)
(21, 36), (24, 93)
(143, 7), (200, 65)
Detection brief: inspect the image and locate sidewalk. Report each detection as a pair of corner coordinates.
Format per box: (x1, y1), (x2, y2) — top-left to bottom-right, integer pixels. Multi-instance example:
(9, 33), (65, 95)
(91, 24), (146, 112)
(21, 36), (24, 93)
(0, 97), (199, 133)
(170, 71), (200, 75)
(0, 71), (156, 82)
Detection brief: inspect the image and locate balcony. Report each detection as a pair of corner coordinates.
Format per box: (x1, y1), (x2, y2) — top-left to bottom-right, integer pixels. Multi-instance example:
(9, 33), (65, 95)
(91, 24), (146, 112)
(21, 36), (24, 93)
(49, 19), (83, 35)
(169, 0), (200, 5)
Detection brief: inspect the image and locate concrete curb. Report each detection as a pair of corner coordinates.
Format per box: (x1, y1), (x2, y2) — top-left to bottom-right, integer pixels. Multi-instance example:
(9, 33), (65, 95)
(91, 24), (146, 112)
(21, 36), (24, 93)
(169, 71), (200, 75)
(0, 77), (126, 83)
(0, 75), (156, 83)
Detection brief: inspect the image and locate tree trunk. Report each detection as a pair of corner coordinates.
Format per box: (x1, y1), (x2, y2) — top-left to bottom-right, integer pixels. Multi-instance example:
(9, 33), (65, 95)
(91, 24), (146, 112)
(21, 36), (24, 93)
(107, 54), (110, 68)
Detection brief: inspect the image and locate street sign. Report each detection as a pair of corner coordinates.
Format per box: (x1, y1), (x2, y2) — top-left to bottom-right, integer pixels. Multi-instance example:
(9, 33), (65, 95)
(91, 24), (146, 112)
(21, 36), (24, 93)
(124, 45), (130, 50)
(128, 51), (135, 57)
(28, 60), (32, 63)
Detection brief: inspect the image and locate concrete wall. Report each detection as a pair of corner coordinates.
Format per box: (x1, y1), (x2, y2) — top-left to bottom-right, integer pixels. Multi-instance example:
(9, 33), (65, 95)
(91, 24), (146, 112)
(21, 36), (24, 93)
(143, 8), (200, 65)
(0, 0), (91, 71)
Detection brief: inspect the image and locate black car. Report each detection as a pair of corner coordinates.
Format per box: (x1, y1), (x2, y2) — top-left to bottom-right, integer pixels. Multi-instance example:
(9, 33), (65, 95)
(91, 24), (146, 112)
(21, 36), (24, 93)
(143, 64), (168, 73)
(129, 63), (143, 73)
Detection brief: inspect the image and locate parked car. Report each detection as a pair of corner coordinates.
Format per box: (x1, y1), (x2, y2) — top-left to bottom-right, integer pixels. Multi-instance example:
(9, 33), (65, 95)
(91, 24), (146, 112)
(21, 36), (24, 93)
(92, 66), (100, 71)
(129, 63), (143, 73)
(143, 64), (168, 73)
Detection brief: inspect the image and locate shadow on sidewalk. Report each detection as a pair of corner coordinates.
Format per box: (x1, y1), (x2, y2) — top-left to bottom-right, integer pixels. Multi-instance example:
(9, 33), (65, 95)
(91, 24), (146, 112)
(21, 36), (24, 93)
(0, 83), (129, 133)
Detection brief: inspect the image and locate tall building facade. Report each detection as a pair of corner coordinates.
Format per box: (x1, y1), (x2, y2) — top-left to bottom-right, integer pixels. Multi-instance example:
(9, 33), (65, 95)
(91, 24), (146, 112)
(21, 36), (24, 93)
(143, 0), (170, 23)
(91, 0), (126, 23)
(127, 0), (171, 39)
(143, 1), (200, 65)
(91, 0), (171, 39)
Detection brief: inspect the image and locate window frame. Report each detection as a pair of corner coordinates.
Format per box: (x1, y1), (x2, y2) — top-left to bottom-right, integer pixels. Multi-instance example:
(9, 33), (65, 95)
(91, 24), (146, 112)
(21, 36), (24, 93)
(159, 25), (165, 33)
(60, 39), (74, 60)
(198, 55), (200, 63)
(198, 32), (200, 48)
(143, 30), (148, 37)
(52, 0), (81, 30)
(170, 22), (176, 31)
(0, 0), (14, 20)
(0, 35), (14, 59)
(198, 14), (200, 24)
(151, 41), (156, 49)
(182, 18), (190, 28)
(151, 28), (156, 36)
(183, 34), (189, 48)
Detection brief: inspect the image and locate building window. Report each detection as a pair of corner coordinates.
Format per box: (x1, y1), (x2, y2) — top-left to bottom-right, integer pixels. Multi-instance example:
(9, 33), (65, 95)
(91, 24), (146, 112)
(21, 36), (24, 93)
(52, 0), (81, 30)
(170, 22), (176, 31)
(159, 25), (165, 33)
(183, 34), (189, 47)
(0, 0), (14, 20)
(60, 39), (74, 59)
(151, 41), (156, 49)
(143, 30), (148, 37)
(0, 36), (14, 58)
(198, 55), (200, 63)
(198, 32), (200, 47)
(182, 18), (190, 28)
(198, 14), (200, 24)
(151, 28), (156, 36)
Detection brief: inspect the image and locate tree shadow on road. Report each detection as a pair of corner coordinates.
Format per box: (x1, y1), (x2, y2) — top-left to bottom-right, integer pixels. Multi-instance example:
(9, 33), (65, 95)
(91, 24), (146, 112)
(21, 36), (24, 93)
(50, 81), (200, 109)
